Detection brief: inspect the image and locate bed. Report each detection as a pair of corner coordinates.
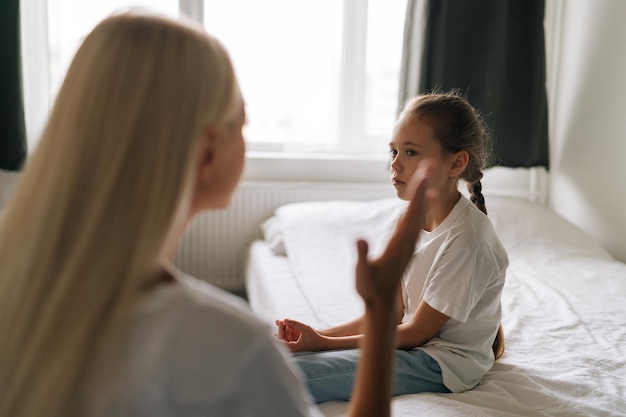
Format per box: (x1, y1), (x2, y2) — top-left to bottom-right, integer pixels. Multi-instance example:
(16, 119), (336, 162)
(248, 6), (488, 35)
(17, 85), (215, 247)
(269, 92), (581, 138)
(245, 195), (626, 417)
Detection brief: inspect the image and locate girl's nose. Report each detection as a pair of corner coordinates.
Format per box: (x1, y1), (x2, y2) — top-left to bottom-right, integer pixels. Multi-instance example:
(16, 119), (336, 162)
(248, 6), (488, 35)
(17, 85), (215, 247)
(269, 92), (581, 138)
(391, 156), (401, 172)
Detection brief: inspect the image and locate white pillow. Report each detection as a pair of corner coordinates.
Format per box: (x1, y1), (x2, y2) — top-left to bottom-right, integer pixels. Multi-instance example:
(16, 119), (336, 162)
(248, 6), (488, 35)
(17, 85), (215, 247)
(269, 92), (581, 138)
(261, 198), (407, 258)
(261, 216), (287, 256)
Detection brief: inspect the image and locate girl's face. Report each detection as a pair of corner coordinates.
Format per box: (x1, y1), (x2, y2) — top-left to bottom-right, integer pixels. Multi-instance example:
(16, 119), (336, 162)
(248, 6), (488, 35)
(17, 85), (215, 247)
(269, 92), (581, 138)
(389, 115), (451, 201)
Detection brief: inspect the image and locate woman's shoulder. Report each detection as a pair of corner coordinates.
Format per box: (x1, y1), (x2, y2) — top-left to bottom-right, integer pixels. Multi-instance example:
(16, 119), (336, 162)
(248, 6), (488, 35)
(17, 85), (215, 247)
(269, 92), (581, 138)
(139, 271), (269, 342)
(86, 273), (315, 416)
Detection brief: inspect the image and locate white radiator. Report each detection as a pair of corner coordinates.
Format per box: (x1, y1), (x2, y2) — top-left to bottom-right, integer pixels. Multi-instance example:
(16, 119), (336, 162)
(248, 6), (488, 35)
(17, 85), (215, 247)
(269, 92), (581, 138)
(174, 180), (395, 290)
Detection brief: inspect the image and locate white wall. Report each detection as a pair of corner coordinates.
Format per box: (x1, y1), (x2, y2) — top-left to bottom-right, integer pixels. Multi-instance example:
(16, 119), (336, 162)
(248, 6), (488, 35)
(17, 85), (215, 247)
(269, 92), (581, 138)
(549, 0), (626, 262)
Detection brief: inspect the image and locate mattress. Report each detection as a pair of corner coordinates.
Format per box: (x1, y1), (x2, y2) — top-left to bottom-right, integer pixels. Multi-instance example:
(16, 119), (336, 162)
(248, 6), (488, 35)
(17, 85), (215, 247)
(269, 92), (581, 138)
(245, 196), (626, 417)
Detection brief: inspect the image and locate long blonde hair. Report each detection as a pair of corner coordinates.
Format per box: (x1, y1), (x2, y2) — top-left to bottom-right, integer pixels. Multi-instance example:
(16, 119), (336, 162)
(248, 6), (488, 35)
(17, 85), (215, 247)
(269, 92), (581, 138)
(0, 12), (240, 417)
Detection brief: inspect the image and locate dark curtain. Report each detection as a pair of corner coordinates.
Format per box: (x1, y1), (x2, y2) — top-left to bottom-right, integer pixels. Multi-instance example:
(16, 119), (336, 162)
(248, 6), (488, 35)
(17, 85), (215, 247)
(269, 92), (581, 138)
(0, 0), (27, 171)
(417, 0), (549, 169)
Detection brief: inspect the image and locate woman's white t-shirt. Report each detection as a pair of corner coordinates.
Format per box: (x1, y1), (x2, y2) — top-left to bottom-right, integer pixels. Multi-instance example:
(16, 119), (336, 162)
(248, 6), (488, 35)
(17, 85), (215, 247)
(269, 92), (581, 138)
(401, 195), (509, 393)
(82, 272), (322, 417)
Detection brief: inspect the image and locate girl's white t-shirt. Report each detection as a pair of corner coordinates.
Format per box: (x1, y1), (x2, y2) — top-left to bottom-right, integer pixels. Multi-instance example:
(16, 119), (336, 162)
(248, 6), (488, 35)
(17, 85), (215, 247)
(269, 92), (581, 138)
(401, 195), (509, 393)
(82, 272), (322, 417)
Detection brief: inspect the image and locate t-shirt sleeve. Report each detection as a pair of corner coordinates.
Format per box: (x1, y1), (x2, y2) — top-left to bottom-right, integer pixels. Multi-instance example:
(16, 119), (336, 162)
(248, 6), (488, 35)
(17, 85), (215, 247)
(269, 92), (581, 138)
(422, 243), (493, 323)
(423, 246), (474, 322)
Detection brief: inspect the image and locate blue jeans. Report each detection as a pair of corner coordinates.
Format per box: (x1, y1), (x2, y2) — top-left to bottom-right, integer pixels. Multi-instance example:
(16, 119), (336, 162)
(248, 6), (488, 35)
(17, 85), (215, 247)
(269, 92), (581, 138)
(294, 348), (450, 403)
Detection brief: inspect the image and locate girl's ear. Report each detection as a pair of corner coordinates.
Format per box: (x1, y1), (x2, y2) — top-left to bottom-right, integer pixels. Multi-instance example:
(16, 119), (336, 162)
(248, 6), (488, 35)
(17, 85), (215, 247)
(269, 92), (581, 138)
(449, 150), (469, 177)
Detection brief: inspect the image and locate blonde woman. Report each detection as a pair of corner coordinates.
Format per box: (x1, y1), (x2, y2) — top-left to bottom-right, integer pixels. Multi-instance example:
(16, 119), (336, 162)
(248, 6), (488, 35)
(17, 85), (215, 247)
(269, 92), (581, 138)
(0, 12), (434, 417)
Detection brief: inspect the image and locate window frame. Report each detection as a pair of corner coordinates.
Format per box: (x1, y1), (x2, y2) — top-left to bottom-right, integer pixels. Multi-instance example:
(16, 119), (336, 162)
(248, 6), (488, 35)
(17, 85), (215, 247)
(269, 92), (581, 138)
(21, 0), (393, 183)
(195, 0), (392, 181)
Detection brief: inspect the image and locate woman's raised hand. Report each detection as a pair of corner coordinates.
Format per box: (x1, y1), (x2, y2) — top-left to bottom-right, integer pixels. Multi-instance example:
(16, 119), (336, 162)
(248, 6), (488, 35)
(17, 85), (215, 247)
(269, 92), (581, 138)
(347, 161), (434, 417)
(354, 161), (435, 311)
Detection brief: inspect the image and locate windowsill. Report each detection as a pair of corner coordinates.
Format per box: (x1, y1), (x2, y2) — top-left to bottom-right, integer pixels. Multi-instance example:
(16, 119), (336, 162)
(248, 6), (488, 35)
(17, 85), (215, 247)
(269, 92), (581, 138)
(242, 151), (390, 183)
(242, 154), (548, 202)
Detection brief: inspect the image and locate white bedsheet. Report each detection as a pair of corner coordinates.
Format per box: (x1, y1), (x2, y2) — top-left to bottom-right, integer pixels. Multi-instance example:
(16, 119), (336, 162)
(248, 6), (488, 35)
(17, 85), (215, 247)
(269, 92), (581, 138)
(246, 196), (626, 416)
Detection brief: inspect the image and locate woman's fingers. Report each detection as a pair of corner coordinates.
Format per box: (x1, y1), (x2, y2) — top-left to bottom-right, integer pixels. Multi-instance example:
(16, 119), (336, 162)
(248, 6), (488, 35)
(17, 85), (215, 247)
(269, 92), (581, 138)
(355, 239), (375, 304)
(404, 160), (435, 221)
(355, 239), (370, 280)
(384, 161), (435, 267)
(355, 160), (435, 308)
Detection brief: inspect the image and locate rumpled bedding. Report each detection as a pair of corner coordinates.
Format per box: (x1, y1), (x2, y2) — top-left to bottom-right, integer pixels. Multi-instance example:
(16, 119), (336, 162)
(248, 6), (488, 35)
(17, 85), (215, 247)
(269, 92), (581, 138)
(246, 196), (626, 416)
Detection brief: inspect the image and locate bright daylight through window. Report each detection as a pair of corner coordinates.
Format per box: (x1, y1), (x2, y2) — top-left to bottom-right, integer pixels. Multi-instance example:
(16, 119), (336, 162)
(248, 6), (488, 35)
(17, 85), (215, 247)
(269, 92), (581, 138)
(47, 0), (407, 157)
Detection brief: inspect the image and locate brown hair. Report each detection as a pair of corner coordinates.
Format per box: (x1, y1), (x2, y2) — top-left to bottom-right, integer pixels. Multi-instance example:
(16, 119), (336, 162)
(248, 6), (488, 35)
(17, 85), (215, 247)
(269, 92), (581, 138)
(401, 91), (505, 359)
(400, 91), (491, 215)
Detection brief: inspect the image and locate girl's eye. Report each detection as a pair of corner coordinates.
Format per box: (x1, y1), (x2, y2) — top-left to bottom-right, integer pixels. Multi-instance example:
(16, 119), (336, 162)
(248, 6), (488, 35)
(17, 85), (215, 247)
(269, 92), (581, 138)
(407, 150), (418, 156)
(389, 149), (398, 157)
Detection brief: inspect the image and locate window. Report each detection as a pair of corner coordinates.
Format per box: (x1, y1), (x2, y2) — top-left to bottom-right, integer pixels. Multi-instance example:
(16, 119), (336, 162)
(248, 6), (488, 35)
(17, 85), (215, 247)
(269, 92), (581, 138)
(44, 0), (406, 157)
(22, 0), (406, 181)
(204, 0), (407, 156)
(47, 0), (179, 99)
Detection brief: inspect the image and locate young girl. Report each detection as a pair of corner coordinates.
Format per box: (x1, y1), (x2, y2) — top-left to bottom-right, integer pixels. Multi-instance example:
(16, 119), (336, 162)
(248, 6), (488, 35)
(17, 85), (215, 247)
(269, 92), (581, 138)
(276, 92), (508, 403)
(0, 12), (436, 417)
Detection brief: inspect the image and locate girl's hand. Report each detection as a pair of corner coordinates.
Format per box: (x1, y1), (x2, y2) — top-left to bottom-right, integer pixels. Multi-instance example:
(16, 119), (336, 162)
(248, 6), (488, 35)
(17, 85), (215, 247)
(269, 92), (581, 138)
(275, 318), (323, 352)
(275, 319), (301, 342)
